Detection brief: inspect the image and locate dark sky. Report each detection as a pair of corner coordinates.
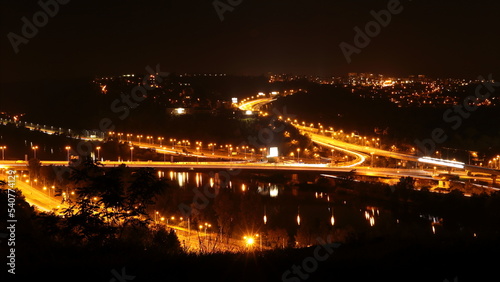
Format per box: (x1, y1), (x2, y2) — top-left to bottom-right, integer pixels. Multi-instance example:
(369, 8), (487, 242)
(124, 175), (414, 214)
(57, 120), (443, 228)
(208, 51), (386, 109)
(1, 0), (499, 83)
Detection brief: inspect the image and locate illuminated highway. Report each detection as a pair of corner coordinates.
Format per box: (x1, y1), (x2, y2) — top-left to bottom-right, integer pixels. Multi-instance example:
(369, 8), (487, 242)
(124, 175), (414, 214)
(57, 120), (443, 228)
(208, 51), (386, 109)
(0, 159), (398, 173)
(0, 171), (68, 213)
(238, 97), (500, 178)
(1, 96), (498, 228)
(3, 159), (491, 187)
(238, 97), (276, 112)
(238, 98), (368, 167)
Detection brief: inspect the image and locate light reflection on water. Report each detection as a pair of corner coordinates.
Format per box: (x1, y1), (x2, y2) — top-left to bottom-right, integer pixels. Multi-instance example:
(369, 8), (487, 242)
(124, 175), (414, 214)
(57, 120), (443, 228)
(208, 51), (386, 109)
(156, 171), (464, 239)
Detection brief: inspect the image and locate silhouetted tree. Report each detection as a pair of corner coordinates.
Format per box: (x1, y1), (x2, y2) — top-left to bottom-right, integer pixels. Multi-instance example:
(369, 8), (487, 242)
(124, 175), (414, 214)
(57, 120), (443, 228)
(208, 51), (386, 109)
(214, 189), (237, 240)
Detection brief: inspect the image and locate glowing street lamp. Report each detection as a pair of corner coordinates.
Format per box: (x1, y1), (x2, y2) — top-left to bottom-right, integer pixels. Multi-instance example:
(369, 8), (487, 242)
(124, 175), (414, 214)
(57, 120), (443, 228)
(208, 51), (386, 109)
(0, 146), (6, 160)
(208, 143), (216, 155)
(96, 146), (101, 160)
(297, 206), (301, 226)
(263, 206), (267, 224)
(65, 146), (71, 161)
(242, 146), (248, 158)
(244, 236), (255, 247)
(130, 146), (134, 162)
(296, 148), (300, 161)
(260, 147), (267, 157)
(256, 233), (262, 251)
(32, 146), (39, 159)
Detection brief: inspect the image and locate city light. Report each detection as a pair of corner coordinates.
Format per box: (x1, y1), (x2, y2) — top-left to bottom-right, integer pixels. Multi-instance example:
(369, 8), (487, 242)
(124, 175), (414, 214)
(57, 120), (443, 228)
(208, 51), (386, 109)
(244, 236), (255, 246)
(418, 157), (465, 169)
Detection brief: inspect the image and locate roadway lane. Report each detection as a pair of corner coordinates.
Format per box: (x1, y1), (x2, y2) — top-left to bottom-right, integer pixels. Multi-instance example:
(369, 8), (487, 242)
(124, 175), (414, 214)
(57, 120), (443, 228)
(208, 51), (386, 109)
(240, 97), (500, 176)
(2, 175), (68, 212)
(0, 160), (434, 176)
(239, 98), (276, 112)
(239, 98), (367, 167)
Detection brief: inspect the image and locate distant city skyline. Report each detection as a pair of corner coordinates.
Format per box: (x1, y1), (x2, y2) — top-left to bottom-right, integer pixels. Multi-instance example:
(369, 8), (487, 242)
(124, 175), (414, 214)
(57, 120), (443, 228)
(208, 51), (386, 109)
(1, 0), (499, 83)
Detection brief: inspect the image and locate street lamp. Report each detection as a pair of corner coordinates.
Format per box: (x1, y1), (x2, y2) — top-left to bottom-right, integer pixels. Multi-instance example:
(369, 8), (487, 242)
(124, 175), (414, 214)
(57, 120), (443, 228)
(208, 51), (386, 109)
(130, 146), (134, 162)
(242, 146), (248, 158)
(255, 233), (262, 251)
(167, 216), (176, 228)
(158, 137), (164, 146)
(0, 146), (6, 160)
(260, 147), (267, 157)
(32, 146), (39, 159)
(244, 236), (255, 247)
(96, 146), (101, 160)
(209, 143), (216, 155)
(297, 206), (301, 226)
(137, 135), (143, 144)
(263, 206), (267, 225)
(296, 148), (300, 162)
(65, 146), (71, 161)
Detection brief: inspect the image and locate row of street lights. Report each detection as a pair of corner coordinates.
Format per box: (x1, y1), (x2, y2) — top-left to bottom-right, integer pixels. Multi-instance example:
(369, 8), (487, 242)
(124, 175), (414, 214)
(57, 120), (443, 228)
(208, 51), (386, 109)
(488, 155), (500, 169)
(110, 132), (260, 158)
(282, 117), (382, 148)
(23, 145), (103, 161)
(0, 146), (6, 160)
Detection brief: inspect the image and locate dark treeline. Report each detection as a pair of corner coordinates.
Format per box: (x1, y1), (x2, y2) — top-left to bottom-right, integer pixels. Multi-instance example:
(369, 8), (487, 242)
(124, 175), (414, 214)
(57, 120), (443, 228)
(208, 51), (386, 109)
(3, 164), (500, 281)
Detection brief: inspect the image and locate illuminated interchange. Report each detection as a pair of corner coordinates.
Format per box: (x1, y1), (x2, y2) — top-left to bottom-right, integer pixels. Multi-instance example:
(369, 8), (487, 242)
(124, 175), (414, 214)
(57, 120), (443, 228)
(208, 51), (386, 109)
(0, 89), (499, 253)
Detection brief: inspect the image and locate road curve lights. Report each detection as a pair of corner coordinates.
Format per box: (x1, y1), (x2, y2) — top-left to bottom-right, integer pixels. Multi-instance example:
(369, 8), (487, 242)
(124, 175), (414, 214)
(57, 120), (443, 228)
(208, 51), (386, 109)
(418, 157), (464, 169)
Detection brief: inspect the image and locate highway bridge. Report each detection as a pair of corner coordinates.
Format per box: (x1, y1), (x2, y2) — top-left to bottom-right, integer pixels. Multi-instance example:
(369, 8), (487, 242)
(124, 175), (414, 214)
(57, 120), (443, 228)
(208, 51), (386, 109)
(238, 98), (500, 182)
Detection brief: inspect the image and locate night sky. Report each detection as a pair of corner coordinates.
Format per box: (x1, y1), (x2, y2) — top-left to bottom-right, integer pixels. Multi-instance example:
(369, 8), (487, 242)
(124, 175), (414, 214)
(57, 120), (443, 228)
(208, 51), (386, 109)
(1, 0), (499, 83)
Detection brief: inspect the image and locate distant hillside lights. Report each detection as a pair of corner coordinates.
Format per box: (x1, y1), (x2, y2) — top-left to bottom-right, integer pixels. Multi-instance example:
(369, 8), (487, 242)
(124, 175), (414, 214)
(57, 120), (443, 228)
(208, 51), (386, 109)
(414, 74), (499, 157)
(7, 0), (71, 54)
(104, 64), (169, 130)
